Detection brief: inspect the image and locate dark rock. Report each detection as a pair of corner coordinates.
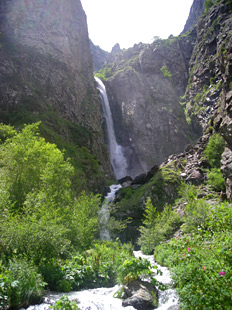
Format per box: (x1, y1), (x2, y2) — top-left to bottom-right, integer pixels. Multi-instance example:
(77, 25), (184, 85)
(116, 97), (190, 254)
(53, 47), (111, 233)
(131, 173), (147, 185)
(118, 176), (133, 184)
(131, 165), (159, 185)
(122, 280), (158, 310)
(146, 165), (159, 180)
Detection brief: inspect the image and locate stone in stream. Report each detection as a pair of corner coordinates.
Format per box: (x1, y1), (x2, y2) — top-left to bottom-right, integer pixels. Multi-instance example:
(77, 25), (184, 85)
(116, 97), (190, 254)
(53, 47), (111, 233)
(122, 280), (158, 310)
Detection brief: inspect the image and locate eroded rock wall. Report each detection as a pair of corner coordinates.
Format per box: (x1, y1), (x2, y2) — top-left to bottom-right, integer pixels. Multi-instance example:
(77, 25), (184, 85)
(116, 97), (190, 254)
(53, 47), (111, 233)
(104, 33), (197, 177)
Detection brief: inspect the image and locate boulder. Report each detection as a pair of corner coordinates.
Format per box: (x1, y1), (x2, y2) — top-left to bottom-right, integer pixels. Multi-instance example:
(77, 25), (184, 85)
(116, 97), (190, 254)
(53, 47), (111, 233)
(185, 169), (204, 185)
(131, 165), (159, 185)
(122, 280), (158, 310)
(221, 147), (232, 199)
(118, 176), (133, 184)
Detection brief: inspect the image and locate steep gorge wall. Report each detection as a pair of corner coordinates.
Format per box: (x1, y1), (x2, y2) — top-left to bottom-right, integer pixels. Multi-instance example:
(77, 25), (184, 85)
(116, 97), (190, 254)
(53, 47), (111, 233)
(0, 0), (113, 192)
(103, 33), (198, 178)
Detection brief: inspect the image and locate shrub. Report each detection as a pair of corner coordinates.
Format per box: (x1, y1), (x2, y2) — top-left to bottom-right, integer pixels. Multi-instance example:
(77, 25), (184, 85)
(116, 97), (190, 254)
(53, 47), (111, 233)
(183, 199), (211, 233)
(204, 133), (225, 168)
(50, 295), (80, 310)
(40, 241), (134, 292)
(204, 0), (214, 12)
(117, 257), (153, 284)
(160, 65), (172, 79)
(138, 199), (182, 254)
(0, 259), (44, 309)
(207, 168), (225, 191)
(155, 203), (232, 310)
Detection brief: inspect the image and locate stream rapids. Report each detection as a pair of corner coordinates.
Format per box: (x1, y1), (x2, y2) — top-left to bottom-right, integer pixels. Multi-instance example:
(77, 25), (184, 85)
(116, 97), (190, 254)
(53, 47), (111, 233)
(23, 251), (178, 310)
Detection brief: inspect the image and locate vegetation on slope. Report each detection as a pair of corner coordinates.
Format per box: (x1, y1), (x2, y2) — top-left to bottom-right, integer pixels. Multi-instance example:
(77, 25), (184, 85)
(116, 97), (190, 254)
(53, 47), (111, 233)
(136, 132), (231, 309)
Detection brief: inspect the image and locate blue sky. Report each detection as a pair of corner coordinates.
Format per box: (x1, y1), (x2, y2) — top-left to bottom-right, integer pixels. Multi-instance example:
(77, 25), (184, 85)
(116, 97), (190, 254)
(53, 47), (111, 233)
(81, 0), (194, 51)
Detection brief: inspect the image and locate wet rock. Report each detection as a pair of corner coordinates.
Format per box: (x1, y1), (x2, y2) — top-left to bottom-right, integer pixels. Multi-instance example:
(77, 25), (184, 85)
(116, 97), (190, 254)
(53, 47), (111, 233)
(122, 280), (158, 310)
(131, 165), (159, 185)
(118, 176), (133, 184)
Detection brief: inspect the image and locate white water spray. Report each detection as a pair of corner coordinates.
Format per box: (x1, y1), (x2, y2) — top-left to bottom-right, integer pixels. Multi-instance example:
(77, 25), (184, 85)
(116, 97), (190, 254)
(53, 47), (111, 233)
(95, 77), (128, 179)
(99, 184), (121, 240)
(23, 251), (179, 310)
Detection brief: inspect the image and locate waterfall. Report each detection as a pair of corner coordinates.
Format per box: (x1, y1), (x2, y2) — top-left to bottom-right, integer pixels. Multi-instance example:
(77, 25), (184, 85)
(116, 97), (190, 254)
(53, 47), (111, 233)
(99, 184), (122, 240)
(95, 77), (128, 180)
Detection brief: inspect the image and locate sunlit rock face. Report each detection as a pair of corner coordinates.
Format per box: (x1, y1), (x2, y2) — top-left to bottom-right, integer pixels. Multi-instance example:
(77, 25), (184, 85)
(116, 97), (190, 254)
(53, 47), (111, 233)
(0, 0), (113, 185)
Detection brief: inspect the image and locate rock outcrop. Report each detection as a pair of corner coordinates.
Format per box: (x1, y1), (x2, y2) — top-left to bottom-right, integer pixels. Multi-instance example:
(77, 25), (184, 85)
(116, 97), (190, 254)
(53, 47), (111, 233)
(89, 40), (109, 72)
(122, 280), (158, 310)
(0, 0), (113, 192)
(182, 0), (205, 34)
(103, 32), (198, 177)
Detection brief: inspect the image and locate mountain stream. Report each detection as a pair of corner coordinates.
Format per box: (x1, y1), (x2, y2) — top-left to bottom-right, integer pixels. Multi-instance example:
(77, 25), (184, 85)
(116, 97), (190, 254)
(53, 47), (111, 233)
(23, 186), (179, 310)
(23, 250), (178, 310)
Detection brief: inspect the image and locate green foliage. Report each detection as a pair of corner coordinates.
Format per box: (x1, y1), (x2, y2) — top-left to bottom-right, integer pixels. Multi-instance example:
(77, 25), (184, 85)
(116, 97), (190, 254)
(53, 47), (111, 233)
(155, 202), (232, 310)
(0, 124), (16, 144)
(138, 199), (182, 254)
(204, 134), (225, 168)
(50, 295), (80, 310)
(183, 199), (211, 233)
(117, 257), (153, 284)
(207, 168), (225, 191)
(160, 65), (172, 79)
(177, 183), (199, 203)
(68, 193), (101, 251)
(39, 241), (134, 292)
(204, 0), (214, 12)
(0, 259), (44, 309)
(0, 122), (74, 211)
(95, 67), (112, 80)
(0, 123), (101, 264)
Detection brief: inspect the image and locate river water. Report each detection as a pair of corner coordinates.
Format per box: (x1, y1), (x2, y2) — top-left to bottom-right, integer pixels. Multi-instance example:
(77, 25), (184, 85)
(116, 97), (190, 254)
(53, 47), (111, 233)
(23, 250), (178, 310)
(23, 185), (179, 310)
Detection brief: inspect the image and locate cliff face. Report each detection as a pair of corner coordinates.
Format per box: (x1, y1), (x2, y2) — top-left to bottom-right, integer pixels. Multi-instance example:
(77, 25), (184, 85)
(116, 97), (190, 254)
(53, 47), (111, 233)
(182, 0), (205, 33)
(102, 33), (198, 177)
(0, 0), (112, 192)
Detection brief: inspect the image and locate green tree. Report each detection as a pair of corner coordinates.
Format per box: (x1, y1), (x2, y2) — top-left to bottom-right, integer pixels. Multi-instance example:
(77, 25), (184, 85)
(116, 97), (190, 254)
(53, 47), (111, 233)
(0, 122), (74, 211)
(204, 133), (225, 168)
(138, 199), (181, 254)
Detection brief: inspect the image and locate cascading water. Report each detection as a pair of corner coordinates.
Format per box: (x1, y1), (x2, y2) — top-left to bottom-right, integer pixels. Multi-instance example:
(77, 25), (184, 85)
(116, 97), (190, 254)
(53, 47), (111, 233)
(21, 79), (179, 310)
(23, 251), (179, 310)
(95, 77), (128, 180)
(99, 184), (121, 240)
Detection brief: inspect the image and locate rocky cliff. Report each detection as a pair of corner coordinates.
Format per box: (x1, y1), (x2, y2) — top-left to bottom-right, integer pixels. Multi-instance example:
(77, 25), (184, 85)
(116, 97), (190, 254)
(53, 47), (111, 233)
(109, 0), (232, 242)
(101, 34), (198, 177)
(182, 0), (205, 33)
(0, 0), (112, 192)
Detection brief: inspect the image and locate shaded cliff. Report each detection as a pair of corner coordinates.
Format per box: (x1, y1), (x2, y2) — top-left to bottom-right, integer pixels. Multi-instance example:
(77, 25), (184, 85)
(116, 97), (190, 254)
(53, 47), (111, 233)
(0, 0), (113, 192)
(101, 33), (198, 178)
(108, 0), (232, 242)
